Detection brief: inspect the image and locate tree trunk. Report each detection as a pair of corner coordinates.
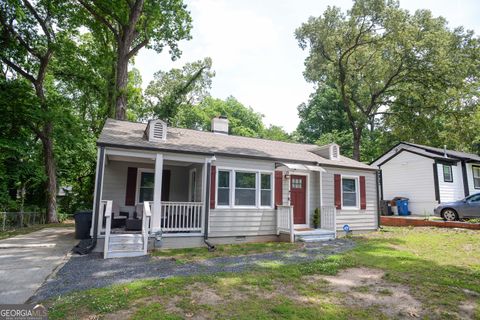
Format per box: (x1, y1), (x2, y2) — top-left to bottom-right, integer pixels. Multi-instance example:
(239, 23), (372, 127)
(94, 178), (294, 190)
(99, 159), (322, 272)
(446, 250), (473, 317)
(41, 122), (59, 224)
(115, 44), (129, 120)
(352, 129), (362, 161)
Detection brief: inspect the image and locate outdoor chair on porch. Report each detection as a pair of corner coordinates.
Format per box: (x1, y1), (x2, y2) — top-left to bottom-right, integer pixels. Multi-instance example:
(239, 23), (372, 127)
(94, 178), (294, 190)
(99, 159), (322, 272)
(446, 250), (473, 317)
(126, 204), (144, 231)
(102, 202), (129, 229)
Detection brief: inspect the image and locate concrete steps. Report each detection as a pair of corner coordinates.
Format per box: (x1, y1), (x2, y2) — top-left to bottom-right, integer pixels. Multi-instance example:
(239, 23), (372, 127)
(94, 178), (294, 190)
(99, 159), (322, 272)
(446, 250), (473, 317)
(105, 234), (146, 259)
(295, 229), (335, 242)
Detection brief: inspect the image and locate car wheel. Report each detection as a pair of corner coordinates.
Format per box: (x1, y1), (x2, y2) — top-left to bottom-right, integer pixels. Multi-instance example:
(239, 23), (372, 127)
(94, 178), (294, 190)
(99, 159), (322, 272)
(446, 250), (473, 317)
(442, 209), (458, 221)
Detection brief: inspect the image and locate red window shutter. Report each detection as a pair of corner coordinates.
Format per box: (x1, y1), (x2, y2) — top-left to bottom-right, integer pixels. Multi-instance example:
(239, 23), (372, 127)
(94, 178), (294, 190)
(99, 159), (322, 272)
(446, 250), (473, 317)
(210, 165), (216, 209)
(360, 176), (366, 210)
(274, 171), (283, 207)
(125, 167), (137, 206)
(334, 174), (341, 209)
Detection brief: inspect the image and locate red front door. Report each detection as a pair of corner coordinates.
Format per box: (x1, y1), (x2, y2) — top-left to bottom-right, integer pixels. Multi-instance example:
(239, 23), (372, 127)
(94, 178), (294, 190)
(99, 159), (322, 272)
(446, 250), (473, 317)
(290, 175), (306, 224)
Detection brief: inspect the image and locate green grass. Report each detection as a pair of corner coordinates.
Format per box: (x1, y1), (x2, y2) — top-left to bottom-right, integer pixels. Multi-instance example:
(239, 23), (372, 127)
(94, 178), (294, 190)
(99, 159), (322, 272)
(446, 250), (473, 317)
(0, 222), (74, 240)
(46, 227), (480, 319)
(151, 241), (302, 262)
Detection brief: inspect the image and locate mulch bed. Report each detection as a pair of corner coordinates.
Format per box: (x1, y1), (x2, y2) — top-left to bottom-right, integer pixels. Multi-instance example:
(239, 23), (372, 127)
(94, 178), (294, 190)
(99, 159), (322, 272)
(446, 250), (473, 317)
(380, 216), (480, 230)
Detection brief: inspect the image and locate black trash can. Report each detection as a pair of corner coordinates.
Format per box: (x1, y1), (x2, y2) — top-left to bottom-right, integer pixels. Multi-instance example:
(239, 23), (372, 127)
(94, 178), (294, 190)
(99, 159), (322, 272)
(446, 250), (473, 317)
(74, 211), (92, 239)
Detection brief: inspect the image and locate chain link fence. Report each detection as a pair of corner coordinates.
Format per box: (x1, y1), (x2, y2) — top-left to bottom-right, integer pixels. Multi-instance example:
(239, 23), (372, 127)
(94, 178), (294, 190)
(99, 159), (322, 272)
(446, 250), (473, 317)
(0, 212), (46, 231)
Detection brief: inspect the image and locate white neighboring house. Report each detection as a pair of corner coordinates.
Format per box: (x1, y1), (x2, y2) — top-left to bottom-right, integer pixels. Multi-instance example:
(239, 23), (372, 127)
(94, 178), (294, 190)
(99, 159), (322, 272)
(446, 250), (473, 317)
(371, 142), (480, 215)
(90, 117), (379, 258)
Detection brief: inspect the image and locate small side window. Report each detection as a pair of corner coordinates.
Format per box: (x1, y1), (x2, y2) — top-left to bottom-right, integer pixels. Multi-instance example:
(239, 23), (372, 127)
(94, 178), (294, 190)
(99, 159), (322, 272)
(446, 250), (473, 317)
(473, 166), (480, 189)
(443, 165), (453, 183)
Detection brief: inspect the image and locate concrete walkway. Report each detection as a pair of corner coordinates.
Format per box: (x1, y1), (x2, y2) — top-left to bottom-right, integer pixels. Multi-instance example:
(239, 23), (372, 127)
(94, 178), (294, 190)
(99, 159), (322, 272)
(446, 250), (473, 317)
(0, 227), (76, 304)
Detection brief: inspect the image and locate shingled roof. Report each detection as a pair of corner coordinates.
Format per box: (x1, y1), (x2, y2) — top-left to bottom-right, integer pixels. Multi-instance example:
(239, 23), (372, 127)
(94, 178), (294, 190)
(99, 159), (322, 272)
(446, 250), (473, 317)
(371, 141), (480, 166)
(98, 119), (375, 171)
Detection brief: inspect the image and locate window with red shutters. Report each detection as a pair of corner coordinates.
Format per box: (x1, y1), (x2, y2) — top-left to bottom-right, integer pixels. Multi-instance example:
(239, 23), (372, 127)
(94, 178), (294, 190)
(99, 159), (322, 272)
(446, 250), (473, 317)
(360, 176), (366, 210)
(274, 171), (283, 207)
(125, 167), (137, 205)
(334, 174), (341, 209)
(210, 165), (216, 209)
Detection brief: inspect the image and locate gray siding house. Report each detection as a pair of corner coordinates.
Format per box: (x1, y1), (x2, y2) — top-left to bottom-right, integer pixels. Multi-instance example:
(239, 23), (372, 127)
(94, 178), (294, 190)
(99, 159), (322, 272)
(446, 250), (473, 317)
(371, 142), (480, 215)
(92, 118), (379, 258)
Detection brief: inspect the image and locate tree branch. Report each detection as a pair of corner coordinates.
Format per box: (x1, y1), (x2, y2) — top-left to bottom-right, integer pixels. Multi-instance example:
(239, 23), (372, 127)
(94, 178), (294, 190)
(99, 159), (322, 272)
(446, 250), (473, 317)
(127, 37), (148, 58)
(22, 0), (52, 43)
(0, 57), (36, 83)
(78, 0), (119, 39)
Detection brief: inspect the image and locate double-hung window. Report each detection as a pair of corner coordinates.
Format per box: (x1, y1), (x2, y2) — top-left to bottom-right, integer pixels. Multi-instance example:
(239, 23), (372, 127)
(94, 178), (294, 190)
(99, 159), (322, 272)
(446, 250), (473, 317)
(217, 170), (230, 206)
(342, 177), (358, 208)
(138, 171), (154, 203)
(473, 166), (480, 189)
(235, 172), (257, 206)
(216, 169), (273, 208)
(260, 173), (272, 207)
(443, 165), (453, 183)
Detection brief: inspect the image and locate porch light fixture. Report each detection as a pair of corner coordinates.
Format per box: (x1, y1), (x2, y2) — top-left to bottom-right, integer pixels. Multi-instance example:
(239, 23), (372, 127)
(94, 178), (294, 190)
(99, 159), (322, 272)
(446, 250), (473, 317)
(210, 155), (216, 162)
(284, 173), (290, 179)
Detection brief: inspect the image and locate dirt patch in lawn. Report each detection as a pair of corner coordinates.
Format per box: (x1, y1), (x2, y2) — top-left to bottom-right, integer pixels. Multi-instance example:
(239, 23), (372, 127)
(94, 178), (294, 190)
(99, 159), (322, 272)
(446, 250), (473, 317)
(188, 283), (224, 306)
(312, 267), (423, 318)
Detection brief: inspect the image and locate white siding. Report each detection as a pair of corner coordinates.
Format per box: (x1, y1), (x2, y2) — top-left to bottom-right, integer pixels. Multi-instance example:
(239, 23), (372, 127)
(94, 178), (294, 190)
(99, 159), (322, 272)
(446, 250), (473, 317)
(380, 151), (437, 215)
(214, 156), (274, 171)
(466, 163), (480, 195)
(437, 163), (465, 202)
(322, 167), (378, 231)
(209, 208), (277, 237)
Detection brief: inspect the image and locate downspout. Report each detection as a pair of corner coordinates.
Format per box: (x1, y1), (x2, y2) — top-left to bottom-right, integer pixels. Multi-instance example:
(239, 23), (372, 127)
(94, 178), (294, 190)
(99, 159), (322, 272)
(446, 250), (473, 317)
(433, 161), (441, 203)
(203, 161), (215, 251)
(376, 169), (381, 230)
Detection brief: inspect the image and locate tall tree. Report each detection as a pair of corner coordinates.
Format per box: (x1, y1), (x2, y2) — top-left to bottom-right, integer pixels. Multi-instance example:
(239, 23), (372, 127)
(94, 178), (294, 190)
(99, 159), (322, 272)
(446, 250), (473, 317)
(296, 84), (349, 144)
(78, 0), (192, 119)
(144, 57), (214, 122)
(0, 0), (72, 222)
(295, 0), (479, 160)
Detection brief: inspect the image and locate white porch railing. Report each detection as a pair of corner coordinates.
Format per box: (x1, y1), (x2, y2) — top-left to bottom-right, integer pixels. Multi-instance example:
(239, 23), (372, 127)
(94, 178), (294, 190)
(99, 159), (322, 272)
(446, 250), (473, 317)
(161, 201), (203, 233)
(276, 205), (294, 242)
(143, 201), (152, 254)
(321, 205), (337, 236)
(102, 200), (113, 259)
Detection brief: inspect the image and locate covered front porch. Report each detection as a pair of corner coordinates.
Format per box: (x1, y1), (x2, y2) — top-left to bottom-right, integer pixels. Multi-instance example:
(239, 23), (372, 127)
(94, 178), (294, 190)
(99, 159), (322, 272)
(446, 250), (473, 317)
(92, 147), (212, 258)
(99, 149), (208, 233)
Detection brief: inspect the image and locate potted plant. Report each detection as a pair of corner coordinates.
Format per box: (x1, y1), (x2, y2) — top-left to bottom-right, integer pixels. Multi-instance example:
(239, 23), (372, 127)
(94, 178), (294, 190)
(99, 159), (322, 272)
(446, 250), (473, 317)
(313, 208), (320, 229)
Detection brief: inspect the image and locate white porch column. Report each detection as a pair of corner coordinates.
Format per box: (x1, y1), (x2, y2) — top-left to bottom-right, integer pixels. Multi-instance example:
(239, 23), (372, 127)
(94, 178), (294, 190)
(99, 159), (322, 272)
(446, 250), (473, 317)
(152, 153), (163, 232)
(91, 146), (106, 237)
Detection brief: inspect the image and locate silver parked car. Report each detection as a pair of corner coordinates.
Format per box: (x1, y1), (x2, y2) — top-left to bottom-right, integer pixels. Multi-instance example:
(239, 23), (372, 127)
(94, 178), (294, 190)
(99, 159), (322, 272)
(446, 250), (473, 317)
(434, 193), (480, 221)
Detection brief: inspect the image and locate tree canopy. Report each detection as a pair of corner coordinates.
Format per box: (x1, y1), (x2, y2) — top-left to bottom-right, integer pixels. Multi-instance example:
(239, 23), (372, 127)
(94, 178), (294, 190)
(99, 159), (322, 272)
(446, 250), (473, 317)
(0, 0), (478, 222)
(295, 0), (480, 160)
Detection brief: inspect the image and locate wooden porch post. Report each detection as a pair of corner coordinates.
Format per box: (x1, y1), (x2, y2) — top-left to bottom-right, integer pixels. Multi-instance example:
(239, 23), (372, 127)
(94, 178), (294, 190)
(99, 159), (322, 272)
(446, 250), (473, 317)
(152, 153), (163, 232)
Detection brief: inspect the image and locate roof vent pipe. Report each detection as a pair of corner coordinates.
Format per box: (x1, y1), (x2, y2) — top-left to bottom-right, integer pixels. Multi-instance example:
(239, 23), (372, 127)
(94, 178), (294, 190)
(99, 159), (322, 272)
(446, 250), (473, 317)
(444, 145), (448, 158)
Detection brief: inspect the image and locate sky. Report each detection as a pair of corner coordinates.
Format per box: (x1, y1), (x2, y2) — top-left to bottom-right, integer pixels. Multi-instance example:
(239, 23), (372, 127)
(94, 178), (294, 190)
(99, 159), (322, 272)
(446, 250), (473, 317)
(135, 0), (480, 132)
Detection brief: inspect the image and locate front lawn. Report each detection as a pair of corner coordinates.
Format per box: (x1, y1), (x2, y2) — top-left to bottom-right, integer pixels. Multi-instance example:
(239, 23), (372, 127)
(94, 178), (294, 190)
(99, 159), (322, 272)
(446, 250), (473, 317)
(46, 227), (480, 319)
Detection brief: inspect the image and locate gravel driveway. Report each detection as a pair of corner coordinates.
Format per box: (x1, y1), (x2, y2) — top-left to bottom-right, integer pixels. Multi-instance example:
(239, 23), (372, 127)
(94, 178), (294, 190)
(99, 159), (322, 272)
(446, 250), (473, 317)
(31, 239), (355, 302)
